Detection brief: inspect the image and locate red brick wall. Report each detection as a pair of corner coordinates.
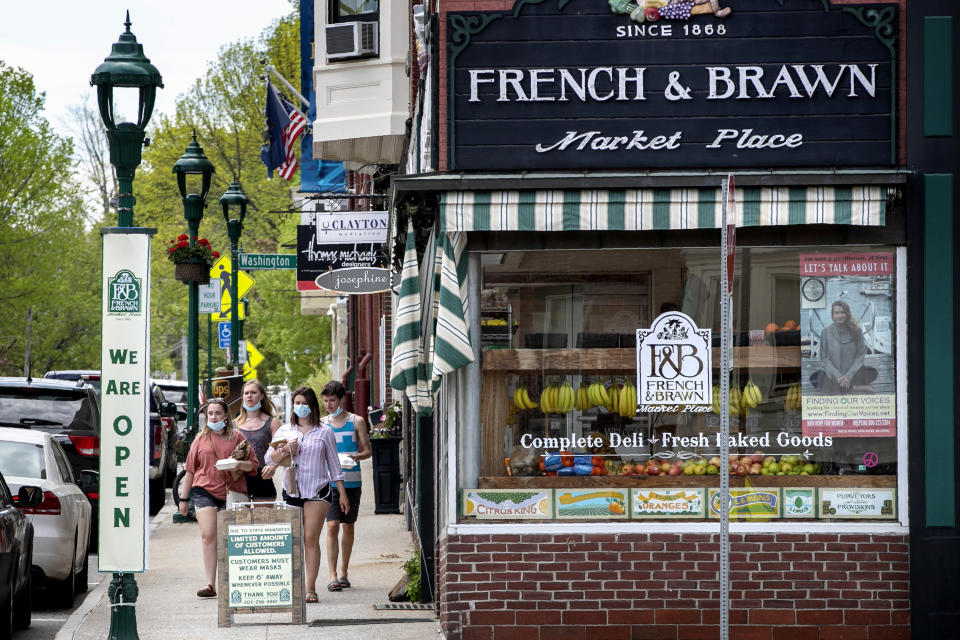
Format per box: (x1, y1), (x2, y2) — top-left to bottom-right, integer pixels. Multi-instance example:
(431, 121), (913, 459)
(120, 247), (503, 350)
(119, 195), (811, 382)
(437, 533), (910, 640)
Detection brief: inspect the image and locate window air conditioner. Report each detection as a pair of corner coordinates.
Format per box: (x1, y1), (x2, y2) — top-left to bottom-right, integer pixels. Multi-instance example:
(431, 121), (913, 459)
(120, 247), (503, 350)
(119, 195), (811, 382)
(325, 21), (379, 60)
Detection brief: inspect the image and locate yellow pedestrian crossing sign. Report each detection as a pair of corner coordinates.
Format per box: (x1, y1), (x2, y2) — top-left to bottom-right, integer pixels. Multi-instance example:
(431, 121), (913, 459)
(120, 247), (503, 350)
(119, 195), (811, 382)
(243, 365), (257, 381)
(210, 303), (245, 322)
(209, 256), (254, 308)
(245, 342), (264, 369)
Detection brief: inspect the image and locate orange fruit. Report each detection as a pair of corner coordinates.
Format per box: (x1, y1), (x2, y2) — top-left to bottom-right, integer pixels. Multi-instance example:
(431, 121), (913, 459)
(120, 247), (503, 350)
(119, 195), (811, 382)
(765, 323), (779, 334)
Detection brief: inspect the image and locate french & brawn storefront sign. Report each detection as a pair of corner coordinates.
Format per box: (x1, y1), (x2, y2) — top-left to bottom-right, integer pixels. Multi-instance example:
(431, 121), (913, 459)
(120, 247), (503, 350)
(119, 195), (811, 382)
(447, 0), (896, 170)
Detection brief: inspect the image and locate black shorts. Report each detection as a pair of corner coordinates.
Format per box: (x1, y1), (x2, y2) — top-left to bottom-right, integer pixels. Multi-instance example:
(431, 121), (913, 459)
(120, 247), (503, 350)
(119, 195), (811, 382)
(282, 484), (331, 508)
(246, 471), (277, 500)
(191, 486), (225, 510)
(327, 486), (361, 524)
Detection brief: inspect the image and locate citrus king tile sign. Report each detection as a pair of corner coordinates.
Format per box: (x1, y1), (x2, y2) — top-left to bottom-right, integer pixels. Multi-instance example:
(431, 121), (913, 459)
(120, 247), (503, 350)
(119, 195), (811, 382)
(461, 489), (552, 519)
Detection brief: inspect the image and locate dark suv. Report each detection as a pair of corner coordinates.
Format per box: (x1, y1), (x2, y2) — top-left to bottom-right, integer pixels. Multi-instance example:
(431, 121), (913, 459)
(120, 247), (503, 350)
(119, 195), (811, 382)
(36, 373), (178, 516)
(0, 377), (101, 532)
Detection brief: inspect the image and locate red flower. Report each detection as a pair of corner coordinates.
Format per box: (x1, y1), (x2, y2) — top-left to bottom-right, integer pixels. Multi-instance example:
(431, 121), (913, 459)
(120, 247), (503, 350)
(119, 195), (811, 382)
(198, 238), (210, 246)
(192, 236), (198, 241)
(168, 247), (174, 253)
(211, 251), (220, 258)
(178, 234), (188, 241)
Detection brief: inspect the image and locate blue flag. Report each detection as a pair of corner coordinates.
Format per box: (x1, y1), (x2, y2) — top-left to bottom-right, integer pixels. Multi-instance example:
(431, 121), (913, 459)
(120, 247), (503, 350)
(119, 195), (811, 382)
(260, 81), (306, 180)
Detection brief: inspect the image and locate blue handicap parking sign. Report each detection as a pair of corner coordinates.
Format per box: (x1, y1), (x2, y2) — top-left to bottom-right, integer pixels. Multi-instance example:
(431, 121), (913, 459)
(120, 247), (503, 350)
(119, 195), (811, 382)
(218, 322), (232, 349)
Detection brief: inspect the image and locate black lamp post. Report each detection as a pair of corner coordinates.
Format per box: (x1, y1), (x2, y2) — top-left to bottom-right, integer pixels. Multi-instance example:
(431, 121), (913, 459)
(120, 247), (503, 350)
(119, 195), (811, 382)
(219, 180), (248, 367)
(90, 15), (162, 640)
(90, 11), (163, 228)
(173, 133), (215, 443)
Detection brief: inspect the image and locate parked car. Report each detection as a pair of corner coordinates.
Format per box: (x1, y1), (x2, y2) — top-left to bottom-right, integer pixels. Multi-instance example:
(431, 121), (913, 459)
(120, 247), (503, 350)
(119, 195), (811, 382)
(152, 379), (189, 438)
(0, 470), (41, 635)
(43, 370), (101, 396)
(0, 378), (100, 540)
(0, 428), (92, 608)
(146, 383), (178, 515)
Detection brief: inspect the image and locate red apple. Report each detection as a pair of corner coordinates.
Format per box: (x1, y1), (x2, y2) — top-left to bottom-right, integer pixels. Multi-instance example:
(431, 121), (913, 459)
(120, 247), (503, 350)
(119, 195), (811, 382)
(751, 451), (765, 463)
(735, 463), (749, 476)
(644, 7), (660, 21)
(647, 465), (660, 475)
(668, 465), (683, 476)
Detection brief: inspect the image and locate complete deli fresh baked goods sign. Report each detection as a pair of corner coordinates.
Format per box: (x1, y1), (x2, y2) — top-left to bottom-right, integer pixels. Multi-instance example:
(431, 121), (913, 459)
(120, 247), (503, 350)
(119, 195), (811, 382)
(446, 0), (896, 170)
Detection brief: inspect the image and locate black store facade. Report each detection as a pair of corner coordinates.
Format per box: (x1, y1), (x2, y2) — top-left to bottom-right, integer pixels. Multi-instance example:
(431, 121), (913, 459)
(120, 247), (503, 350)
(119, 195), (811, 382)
(390, 1), (959, 638)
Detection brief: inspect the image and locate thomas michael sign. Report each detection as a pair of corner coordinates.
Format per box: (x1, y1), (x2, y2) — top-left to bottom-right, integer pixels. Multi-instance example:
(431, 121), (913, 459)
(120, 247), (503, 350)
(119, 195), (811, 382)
(446, 0), (897, 170)
(99, 228), (154, 572)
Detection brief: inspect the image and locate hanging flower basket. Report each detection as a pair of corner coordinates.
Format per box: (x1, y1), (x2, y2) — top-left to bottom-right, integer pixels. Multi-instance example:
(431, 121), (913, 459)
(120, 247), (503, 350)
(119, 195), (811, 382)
(168, 234), (218, 285)
(174, 260), (211, 284)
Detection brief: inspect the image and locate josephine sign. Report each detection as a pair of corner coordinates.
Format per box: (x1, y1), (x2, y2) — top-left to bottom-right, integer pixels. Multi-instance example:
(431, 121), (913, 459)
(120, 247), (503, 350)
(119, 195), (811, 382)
(447, 0), (896, 169)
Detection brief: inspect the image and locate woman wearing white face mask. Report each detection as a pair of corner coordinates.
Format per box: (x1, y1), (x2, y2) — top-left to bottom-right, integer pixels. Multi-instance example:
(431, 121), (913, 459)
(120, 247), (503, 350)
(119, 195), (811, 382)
(178, 398), (259, 598)
(235, 380), (280, 503)
(267, 386), (347, 603)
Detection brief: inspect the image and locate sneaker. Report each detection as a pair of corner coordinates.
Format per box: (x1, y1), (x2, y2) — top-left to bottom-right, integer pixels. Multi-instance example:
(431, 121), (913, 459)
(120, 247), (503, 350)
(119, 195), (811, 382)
(197, 585), (216, 598)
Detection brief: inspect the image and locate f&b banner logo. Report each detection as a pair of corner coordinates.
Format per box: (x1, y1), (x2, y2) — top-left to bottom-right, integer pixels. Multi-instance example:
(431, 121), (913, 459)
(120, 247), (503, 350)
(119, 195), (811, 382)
(636, 311), (712, 412)
(108, 269), (142, 314)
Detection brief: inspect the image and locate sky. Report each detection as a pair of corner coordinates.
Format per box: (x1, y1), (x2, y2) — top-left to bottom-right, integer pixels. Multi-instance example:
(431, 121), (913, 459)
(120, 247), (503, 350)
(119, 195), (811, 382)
(0, 0), (295, 136)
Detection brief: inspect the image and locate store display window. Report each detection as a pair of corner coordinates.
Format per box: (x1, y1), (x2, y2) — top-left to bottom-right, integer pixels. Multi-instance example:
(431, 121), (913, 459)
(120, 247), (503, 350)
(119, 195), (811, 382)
(463, 246), (901, 523)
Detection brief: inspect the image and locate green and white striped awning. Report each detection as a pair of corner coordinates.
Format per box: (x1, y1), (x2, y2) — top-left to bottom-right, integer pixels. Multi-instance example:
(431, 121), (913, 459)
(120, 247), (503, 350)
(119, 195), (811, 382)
(439, 186), (888, 232)
(390, 222), (474, 417)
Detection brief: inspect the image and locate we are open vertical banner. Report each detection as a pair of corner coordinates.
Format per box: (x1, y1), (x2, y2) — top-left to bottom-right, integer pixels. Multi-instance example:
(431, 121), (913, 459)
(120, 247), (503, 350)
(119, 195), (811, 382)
(99, 229), (153, 572)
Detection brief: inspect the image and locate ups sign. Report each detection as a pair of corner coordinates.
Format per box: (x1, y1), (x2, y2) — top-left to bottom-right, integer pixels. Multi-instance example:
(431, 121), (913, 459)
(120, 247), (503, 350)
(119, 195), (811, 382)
(211, 374), (244, 416)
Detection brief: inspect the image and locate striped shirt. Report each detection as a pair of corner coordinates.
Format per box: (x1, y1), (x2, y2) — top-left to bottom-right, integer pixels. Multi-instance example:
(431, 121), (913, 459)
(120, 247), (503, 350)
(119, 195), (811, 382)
(269, 422), (343, 499)
(325, 414), (361, 488)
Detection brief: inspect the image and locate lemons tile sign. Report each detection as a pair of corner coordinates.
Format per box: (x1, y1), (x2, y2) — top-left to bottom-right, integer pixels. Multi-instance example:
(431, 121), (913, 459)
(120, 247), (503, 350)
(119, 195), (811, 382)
(708, 488), (781, 520)
(461, 489), (552, 520)
(555, 489), (629, 519)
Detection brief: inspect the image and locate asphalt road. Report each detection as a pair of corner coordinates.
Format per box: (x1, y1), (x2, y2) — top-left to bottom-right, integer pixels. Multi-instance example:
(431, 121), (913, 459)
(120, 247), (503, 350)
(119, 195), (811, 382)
(18, 553), (107, 640)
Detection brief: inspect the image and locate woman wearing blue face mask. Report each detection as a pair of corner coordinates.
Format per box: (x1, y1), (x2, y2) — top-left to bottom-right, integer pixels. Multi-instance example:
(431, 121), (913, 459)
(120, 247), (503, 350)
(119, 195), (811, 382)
(235, 380), (280, 503)
(267, 386), (348, 603)
(178, 398), (259, 598)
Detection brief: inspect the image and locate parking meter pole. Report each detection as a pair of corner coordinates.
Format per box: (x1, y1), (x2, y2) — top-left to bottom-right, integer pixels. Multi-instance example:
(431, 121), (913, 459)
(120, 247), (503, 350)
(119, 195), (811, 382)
(207, 315), (213, 399)
(107, 572), (140, 640)
(227, 219), (242, 366)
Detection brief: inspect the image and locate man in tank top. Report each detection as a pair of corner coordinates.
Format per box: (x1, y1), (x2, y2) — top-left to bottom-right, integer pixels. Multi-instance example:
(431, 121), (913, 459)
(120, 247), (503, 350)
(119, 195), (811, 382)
(320, 380), (371, 590)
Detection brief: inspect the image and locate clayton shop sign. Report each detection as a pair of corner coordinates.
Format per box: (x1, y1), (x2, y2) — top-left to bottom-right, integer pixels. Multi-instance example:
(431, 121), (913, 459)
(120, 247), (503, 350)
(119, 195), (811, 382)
(297, 211), (390, 292)
(446, 0), (896, 170)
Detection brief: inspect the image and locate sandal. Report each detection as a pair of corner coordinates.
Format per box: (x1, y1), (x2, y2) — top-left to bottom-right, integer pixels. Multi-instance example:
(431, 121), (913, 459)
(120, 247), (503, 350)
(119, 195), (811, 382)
(306, 591), (319, 603)
(326, 581), (343, 592)
(197, 584), (216, 598)
(338, 578), (351, 588)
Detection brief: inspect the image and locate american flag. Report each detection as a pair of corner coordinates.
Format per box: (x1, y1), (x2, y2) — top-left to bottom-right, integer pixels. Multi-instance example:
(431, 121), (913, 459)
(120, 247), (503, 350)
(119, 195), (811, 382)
(260, 81), (307, 180)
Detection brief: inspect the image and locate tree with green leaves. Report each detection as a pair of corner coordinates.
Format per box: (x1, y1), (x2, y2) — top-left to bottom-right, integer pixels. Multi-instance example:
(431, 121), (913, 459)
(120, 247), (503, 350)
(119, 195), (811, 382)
(0, 61), (101, 375)
(133, 10), (331, 387)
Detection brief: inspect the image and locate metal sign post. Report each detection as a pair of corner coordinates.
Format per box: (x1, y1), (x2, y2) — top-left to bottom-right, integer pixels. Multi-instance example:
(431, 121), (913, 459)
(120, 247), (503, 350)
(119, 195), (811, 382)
(718, 174), (736, 640)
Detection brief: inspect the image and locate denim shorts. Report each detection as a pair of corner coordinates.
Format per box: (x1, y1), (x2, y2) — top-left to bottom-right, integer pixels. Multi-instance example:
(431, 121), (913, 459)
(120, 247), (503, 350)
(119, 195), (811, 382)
(191, 486), (226, 510)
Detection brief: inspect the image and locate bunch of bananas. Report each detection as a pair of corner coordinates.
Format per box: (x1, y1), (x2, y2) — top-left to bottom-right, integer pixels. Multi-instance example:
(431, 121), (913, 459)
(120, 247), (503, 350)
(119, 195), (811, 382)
(618, 379), (637, 418)
(586, 381), (610, 408)
(512, 385), (538, 410)
(711, 381), (764, 417)
(540, 380), (577, 414)
(742, 380), (763, 408)
(575, 383), (593, 411)
(784, 383), (802, 412)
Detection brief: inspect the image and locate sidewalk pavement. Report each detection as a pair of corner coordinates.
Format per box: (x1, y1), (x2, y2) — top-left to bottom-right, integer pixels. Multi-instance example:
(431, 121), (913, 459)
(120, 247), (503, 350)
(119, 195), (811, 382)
(57, 463), (443, 640)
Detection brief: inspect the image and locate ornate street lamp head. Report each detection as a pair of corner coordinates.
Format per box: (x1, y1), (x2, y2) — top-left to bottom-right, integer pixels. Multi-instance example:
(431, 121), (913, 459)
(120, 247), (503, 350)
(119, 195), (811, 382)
(172, 131), (215, 201)
(219, 180), (249, 225)
(90, 12), (163, 131)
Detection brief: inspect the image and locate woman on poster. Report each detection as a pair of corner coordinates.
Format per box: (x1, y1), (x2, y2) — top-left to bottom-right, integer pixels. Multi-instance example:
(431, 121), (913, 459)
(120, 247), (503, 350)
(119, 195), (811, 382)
(812, 300), (877, 394)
